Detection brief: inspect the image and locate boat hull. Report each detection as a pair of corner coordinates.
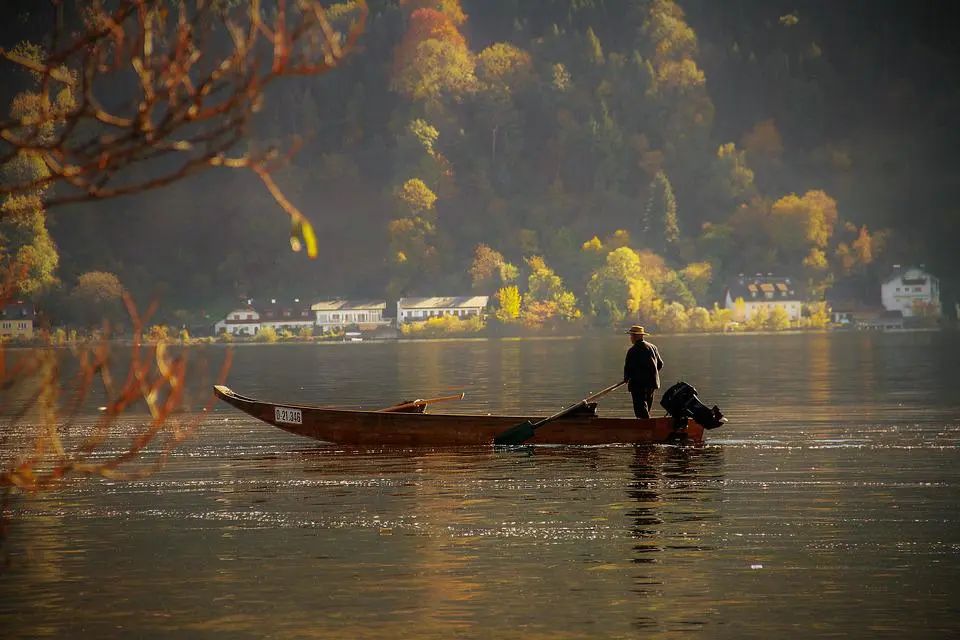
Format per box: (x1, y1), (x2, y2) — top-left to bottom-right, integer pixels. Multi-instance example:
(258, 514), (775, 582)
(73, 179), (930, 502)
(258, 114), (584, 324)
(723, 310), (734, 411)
(213, 385), (705, 446)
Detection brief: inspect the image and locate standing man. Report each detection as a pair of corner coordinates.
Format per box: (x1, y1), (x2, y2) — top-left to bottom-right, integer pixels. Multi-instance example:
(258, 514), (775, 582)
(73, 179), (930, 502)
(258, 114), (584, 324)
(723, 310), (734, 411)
(623, 325), (663, 419)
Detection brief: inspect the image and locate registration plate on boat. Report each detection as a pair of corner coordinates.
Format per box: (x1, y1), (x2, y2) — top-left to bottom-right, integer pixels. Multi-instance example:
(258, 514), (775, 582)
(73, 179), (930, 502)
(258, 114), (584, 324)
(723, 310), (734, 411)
(274, 406), (302, 425)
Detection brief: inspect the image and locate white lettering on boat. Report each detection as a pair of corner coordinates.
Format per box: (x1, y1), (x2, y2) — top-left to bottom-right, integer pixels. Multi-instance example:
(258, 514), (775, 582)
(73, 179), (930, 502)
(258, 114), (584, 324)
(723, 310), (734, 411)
(274, 406), (302, 425)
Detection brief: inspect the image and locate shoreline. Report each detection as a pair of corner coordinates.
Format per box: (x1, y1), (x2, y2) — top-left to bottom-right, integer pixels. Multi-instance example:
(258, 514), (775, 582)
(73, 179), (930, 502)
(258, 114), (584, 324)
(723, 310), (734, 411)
(2, 325), (947, 349)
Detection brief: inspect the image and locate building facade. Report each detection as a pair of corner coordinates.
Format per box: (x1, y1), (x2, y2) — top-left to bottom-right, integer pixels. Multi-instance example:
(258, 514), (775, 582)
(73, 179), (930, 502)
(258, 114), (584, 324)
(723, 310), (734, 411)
(880, 266), (940, 317)
(724, 275), (802, 322)
(312, 300), (390, 332)
(214, 308), (260, 335)
(258, 299), (315, 332)
(396, 296), (489, 324)
(0, 302), (36, 339)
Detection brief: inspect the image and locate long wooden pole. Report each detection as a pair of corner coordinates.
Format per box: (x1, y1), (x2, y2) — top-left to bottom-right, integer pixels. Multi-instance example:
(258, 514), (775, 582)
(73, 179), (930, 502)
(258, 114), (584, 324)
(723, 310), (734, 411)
(493, 381), (626, 445)
(378, 393), (465, 413)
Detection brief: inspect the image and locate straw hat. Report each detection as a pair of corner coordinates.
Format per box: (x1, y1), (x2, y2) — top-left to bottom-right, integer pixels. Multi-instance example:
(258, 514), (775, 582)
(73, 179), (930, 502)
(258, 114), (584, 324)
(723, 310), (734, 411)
(625, 325), (649, 335)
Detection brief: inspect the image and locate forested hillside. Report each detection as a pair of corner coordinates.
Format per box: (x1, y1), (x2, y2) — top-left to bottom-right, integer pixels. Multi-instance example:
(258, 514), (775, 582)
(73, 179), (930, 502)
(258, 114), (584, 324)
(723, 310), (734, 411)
(5, 0), (959, 325)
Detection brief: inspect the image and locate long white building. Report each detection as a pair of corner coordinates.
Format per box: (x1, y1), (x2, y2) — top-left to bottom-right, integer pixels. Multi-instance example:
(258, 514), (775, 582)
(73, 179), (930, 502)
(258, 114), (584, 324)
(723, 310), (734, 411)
(397, 296), (489, 324)
(312, 300), (390, 331)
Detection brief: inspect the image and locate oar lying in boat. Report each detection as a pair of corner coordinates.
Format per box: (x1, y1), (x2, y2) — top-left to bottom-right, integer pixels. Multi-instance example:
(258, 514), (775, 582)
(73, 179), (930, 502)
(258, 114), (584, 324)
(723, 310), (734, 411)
(493, 381), (627, 446)
(378, 393), (465, 413)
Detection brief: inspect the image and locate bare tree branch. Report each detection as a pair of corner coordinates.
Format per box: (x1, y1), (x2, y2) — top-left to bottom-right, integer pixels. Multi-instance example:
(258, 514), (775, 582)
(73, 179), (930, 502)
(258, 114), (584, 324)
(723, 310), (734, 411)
(0, 0), (369, 257)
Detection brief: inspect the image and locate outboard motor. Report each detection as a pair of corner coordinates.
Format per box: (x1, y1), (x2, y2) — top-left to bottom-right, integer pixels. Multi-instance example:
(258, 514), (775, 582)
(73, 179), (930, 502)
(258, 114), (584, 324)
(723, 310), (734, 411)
(660, 381), (727, 430)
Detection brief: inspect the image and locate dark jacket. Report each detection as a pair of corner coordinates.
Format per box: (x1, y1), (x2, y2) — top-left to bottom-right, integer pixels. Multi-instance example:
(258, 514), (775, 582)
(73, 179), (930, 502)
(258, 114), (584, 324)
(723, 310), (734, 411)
(623, 340), (663, 391)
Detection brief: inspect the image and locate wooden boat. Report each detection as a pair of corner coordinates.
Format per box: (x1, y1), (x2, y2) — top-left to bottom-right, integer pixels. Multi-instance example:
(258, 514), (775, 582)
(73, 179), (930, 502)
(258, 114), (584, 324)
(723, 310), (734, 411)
(213, 385), (711, 445)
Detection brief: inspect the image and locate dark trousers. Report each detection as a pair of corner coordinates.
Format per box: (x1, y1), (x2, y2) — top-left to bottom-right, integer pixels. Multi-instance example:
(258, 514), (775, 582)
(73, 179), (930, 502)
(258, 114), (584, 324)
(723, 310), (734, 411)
(631, 389), (655, 419)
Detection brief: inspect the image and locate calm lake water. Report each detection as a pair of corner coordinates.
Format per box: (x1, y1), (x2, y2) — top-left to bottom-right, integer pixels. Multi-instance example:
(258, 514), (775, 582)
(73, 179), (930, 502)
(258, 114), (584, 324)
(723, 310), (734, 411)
(2, 333), (960, 638)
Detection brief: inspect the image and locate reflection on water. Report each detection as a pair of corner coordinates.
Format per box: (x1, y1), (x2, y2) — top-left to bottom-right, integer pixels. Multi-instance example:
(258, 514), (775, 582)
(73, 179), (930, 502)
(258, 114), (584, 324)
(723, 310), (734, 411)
(2, 333), (960, 638)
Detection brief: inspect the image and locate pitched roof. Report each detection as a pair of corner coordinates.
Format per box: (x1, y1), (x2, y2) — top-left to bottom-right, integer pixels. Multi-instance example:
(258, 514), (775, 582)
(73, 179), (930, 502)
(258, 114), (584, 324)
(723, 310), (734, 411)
(260, 305), (314, 321)
(726, 275), (799, 301)
(311, 299), (386, 311)
(883, 265), (935, 286)
(398, 296), (489, 309)
(0, 301), (36, 318)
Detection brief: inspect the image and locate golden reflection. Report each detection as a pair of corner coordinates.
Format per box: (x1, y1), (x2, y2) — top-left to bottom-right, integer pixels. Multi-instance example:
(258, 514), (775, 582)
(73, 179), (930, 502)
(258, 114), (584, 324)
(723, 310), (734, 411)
(807, 333), (832, 411)
(405, 452), (481, 635)
(857, 334), (876, 394)
(497, 341), (523, 413)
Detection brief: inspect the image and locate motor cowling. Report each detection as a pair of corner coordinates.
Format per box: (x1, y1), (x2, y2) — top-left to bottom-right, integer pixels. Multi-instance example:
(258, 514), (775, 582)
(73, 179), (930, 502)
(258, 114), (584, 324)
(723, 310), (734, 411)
(660, 381), (727, 430)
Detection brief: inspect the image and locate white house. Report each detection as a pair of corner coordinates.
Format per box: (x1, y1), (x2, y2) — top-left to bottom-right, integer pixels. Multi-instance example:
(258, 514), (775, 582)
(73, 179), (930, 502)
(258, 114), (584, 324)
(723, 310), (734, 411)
(397, 296), (489, 324)
(881, 265), (940, 317)
(312, 299), (390, 332)
(724, 274), (802, 322)
(0, 301), (36, 339)
(214, 307), (260, 336)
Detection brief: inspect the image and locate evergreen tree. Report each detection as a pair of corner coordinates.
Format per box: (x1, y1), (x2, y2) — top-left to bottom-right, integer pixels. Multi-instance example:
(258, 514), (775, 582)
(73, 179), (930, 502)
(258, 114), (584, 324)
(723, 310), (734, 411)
(644, 171), (679, 251)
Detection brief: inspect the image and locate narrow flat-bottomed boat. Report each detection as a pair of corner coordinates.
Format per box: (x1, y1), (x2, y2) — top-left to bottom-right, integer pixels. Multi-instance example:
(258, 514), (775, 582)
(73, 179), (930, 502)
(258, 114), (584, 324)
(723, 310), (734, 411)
(213, 385), (712, 445)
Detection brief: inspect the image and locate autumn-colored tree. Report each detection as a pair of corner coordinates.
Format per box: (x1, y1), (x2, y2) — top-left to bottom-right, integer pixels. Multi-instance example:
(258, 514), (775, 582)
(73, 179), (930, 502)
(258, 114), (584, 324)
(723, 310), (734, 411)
(582, 236), (604, 253)
(0, 63), (63, 296)
(639, 0), (713, 137)
(470, 244), (516, 291)
(714, 142), (756, 204)
(587, 247), (654, 325)
(679, 261), (713, 303)
(688, 306), (711, 331)
(835, 223), (883, 276)
(655, 301), (690, 333)
(476, 43), (533, 90)
(733, 296), (747, 322)
(0, 187), (58, 297)
(585, 27), (604, 66)
(69, 271), (125, 327)
(474, 42), (532, 170)
(643, 0), (699, 66)
(709, 304), (734, 331)
(746, 305), (769, 331)
(658, 270), (697, 307)
(396, 178), (438, 216)
(388, 178), (440, 296)
(495, 285), (521, 321)
(606, 229), (633, 250)
(767, 306), (791, 330)
(805, 302), (831, 329)
(769, 190), (838, 259)
(523, 256), (580, 322)
(399, 8), (467, 51)
(741, 119), (785, 163)
(525, 256), (561, 302)
(400, 0), (467, 26)
(392, 9), (476, 102)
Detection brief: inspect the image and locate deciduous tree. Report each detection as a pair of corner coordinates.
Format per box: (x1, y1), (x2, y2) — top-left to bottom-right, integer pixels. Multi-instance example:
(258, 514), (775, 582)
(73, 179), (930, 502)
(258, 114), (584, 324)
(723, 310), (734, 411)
(495, 285), (521, 321)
